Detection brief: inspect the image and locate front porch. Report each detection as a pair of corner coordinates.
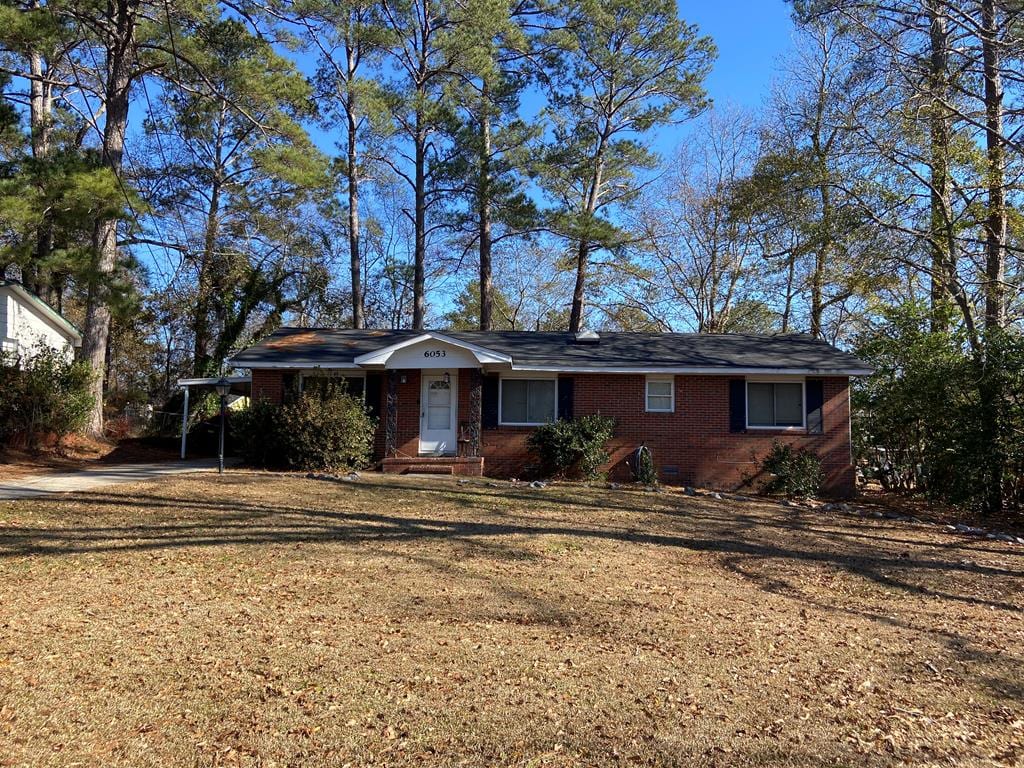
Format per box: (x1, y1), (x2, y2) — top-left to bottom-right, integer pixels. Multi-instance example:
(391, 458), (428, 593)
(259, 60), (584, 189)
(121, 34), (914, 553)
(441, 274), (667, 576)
(378, 366), (484, 465)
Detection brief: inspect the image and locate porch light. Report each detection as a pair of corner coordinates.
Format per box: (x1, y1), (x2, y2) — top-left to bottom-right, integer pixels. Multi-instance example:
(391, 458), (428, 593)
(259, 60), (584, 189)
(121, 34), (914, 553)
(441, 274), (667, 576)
(443, 372), (450, 385)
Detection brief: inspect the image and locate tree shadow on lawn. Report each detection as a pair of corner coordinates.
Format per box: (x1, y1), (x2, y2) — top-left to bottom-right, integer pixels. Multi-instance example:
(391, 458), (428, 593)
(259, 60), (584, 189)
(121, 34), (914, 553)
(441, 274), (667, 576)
(1, 476), (1021, 703)
(2, 479), (1020, 593)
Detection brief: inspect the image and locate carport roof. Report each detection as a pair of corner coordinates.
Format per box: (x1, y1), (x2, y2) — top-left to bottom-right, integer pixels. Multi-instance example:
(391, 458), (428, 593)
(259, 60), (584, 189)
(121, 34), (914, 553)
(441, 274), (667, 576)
(229, 328), (872, 376)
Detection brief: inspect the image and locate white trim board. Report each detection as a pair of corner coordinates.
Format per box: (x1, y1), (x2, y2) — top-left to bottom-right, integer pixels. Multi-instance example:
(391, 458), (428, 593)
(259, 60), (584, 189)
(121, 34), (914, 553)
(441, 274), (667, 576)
(506, 365), (871, 376)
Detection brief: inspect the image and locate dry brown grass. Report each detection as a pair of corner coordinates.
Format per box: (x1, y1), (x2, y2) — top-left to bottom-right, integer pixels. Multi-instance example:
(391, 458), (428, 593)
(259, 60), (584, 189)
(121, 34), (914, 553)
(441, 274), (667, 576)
(0, 472), (1021, 767)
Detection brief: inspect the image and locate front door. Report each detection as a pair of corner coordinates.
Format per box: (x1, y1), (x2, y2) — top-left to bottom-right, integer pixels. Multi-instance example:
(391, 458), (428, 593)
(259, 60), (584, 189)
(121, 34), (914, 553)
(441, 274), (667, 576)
(420, 371), (457, 455)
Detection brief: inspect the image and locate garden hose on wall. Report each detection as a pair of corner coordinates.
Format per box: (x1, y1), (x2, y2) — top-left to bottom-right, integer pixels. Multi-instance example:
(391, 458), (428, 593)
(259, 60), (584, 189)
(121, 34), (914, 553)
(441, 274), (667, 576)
(631, 444), (653, 482)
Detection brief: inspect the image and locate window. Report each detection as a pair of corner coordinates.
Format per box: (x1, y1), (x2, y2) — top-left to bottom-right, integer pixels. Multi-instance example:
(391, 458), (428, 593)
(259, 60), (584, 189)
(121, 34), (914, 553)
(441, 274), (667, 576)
(747, 381), (804, 428)
(300, 372), (365, 398)
(645, 377), (674, 412)
(500, 378), (556, 425)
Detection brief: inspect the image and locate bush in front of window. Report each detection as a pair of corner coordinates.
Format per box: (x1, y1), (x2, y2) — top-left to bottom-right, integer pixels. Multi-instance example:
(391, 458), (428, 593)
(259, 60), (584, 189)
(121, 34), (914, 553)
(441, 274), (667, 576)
(527, 414), (615, 480)
(757, 440), (824, 498)
(236, 384), (376, 472)
(233, 398), (282, 467)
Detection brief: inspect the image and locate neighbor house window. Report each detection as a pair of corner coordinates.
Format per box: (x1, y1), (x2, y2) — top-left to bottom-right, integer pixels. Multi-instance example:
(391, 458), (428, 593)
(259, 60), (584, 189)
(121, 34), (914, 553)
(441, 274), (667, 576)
(747, 381), (804, 428)
(300, 372), (365, 398)
(500, 378), (556, 425)
(645, 376), (674, 412)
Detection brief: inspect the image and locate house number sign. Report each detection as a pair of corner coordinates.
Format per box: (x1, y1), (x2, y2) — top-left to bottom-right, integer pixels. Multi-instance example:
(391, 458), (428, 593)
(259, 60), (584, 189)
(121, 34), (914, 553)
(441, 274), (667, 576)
(423, 349), (447, 358)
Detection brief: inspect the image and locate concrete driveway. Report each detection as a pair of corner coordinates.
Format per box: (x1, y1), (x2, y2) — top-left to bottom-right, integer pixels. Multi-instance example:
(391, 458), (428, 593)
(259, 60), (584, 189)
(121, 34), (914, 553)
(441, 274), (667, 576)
(0, 459), (229, 500)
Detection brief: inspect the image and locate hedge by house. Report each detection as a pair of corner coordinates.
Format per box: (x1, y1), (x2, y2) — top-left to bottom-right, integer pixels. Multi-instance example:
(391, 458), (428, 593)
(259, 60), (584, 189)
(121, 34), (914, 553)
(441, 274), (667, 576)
(0, 347), (95, 451)
(527, 414), (615, 480)
(235, 383), (376, 472)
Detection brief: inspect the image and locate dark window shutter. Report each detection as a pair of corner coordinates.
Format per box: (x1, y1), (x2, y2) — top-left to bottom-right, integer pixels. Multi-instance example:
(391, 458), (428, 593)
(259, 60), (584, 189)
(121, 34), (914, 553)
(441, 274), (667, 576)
(806, 379), (824, 434)
(729, 379), (746, 433)
(365, 373), (382, 418)
(482, 375), (499, 429)
(557, 377), (574, 420)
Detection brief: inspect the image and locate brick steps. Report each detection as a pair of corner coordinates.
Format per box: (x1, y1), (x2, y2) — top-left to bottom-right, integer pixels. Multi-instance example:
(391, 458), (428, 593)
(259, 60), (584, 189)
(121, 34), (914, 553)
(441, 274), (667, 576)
(381, 456), (484, 477)
(404, 464), (454, 475)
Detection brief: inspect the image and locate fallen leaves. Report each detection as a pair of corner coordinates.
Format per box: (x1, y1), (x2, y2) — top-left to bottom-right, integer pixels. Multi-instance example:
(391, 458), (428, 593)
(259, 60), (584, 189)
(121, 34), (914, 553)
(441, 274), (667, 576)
(0, 472), (1021, 767)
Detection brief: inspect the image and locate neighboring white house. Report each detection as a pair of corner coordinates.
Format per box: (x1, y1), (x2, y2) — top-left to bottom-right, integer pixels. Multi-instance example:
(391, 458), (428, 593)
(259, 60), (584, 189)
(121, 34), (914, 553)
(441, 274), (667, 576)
(0, 280), (81, 361)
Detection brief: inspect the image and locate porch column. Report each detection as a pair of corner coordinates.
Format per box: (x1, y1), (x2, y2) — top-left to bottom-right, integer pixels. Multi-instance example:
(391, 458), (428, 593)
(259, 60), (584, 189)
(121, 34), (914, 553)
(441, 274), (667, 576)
(385, 370), (398, 457)
(467, 368), (482, 458)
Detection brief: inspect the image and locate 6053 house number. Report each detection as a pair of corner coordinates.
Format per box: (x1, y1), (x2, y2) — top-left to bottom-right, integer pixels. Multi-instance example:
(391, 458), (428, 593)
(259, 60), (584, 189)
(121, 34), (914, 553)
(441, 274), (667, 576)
(423, 349), (447, 358)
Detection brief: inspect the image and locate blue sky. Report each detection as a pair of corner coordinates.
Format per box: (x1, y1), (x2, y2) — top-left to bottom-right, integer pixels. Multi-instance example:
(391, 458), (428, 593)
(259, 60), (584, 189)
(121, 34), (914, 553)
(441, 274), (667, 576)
(684, 1), (795, 109)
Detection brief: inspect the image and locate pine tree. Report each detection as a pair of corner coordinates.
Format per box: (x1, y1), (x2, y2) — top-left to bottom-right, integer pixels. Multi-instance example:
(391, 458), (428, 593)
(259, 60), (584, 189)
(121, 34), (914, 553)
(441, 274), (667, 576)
(537, 0), (713, 331)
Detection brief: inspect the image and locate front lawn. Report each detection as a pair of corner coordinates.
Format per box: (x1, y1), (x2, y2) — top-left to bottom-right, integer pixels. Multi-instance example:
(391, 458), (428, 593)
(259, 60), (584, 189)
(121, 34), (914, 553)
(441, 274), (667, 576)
(1, 473), (1021, 766)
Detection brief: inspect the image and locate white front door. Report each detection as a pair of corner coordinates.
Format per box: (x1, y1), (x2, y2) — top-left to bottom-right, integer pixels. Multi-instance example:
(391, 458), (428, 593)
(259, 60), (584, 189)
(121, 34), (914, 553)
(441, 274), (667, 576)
(420, 371), (457, 455)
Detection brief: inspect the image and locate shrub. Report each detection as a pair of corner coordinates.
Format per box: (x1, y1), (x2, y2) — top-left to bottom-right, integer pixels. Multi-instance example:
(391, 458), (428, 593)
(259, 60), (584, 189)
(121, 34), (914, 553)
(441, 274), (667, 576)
(758, 441), (824, 498)
(527, 414), (615, 480)
(235, 384), (376, 472)
(853, 301), (1024, 512)
(233, 398), (282, 467)
(0, 347), (95, 450)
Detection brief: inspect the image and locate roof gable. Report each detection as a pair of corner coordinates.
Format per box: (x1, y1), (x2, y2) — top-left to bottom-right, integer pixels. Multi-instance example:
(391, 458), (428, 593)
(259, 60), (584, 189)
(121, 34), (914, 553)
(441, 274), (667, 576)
(0, 280), (81, 345)
(354, 332), (513, 368)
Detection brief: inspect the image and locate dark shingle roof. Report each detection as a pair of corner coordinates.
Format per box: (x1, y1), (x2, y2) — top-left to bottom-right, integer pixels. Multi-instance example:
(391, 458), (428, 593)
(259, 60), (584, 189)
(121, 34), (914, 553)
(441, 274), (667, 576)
(230, 327), (871, 374)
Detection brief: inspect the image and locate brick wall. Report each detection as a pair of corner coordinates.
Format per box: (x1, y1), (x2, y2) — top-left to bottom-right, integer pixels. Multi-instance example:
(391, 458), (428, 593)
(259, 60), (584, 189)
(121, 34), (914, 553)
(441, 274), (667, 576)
(251, 369), (285, 404)
(390, 370), (422, 458)
(249, 368), (855, 495)
(482, 374), (855, 496)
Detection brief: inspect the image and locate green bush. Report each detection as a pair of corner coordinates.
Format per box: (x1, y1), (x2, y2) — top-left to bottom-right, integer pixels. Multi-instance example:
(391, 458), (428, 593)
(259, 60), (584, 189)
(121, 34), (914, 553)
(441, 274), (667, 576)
(527, 414), (615, 479)
(232, 398), (282, 467)
(853, 301), (1024, 511)
(235, 384), (376, 472)
(0, 347), (95, 450)
(758, 441), (824, 498)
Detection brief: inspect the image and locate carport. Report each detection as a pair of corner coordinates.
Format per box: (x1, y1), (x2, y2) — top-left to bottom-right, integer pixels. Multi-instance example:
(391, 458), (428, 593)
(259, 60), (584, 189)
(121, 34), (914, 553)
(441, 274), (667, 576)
(176, 376), (251, 459)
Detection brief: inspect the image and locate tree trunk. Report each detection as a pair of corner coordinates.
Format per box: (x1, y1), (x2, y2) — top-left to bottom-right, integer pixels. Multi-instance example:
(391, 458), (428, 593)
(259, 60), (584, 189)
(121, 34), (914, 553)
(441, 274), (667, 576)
(478, 81), (493, 331)
(191, 104), (227, 376)
(413, 112), (427, 330)
(568, 135), (608, 333)
(926, 0), (954, 331)
(193, 178), (222, 376)
(346, 43), (364, 329)
(979, 0), (1006, 516)
(981, 0), (1005, 331)
(810, 187), (827, 339)
(80, 0), (136, 435)
(28, 22), (56, 303)
(781, 250), (796, 333)
(568, 238), (588, 333)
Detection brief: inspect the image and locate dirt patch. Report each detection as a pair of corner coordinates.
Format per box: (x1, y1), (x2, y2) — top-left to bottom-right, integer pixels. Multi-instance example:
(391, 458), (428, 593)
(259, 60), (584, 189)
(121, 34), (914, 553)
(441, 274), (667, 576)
(0, 473), (1021, 767)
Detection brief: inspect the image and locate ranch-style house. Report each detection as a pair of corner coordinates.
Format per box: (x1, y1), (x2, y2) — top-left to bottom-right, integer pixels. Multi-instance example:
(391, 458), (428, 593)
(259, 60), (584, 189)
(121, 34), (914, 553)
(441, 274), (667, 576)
(230, 328), (872, 495)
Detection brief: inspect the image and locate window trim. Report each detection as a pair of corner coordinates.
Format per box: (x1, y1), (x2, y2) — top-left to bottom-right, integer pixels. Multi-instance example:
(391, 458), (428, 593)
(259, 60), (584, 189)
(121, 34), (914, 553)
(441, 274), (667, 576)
(745, 378), (806, 430)
(645, 375), (675, 413)
(299, 370), (366, 398)
(498, 376), (558, 426)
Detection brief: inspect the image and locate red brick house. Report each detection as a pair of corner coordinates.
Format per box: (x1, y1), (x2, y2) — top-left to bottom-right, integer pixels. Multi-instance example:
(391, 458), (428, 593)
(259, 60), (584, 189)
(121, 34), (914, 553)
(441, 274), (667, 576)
(229, 328), (871, 495)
